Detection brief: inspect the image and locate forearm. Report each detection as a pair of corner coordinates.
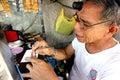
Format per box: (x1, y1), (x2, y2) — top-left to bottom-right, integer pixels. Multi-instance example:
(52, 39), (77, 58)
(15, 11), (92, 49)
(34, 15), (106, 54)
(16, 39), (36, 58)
(32, 42), (74, 60)
(52, 44), (74, 60)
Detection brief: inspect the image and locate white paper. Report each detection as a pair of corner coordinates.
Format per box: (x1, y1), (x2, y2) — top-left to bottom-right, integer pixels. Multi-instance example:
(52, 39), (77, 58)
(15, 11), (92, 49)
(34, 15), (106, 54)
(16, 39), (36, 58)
(21, 49), (32, 63)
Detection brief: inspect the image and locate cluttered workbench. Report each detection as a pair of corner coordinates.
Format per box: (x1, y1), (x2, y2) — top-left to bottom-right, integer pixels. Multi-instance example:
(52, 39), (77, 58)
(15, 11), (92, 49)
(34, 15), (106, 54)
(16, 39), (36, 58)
(2, 26), (74, 80)
(0, 19), (75, 79)
(11, 32), (46, 80)
(13, 32), (74, 80)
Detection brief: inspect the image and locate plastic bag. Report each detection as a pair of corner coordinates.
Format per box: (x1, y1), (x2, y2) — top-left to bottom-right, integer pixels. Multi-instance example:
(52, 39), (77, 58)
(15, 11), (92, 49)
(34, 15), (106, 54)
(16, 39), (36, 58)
(55, 8), (76, 35)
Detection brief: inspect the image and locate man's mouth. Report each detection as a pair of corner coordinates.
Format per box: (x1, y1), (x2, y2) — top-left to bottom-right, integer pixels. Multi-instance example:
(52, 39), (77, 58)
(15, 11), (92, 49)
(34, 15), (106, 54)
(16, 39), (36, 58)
(76, 34), (84, 38)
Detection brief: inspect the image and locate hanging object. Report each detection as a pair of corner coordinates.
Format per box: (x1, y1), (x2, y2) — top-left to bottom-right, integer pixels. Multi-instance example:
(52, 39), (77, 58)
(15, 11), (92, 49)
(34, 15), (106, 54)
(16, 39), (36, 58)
(24, 0), (32, 12)
(15, 0), (24, 12)
(55, 8), (76, 35)
(24, 0), (39, 13)
(0, 3), (4, 11)
(31, 0), (39, 13)
(0, 0), (11, 13)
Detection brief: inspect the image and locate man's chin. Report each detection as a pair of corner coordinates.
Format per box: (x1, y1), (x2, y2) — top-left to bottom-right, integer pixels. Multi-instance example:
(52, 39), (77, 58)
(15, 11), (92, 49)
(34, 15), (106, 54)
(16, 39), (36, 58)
(77, 38), (85, 43)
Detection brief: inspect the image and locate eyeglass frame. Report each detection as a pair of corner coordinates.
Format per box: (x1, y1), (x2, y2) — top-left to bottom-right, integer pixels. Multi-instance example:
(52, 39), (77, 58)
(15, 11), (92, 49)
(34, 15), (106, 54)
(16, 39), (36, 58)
(74, 15), (114, 30)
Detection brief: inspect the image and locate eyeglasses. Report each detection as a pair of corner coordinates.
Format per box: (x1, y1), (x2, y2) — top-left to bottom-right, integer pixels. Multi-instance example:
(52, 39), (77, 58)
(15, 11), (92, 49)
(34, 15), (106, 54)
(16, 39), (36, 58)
(74, 15), (113, 30)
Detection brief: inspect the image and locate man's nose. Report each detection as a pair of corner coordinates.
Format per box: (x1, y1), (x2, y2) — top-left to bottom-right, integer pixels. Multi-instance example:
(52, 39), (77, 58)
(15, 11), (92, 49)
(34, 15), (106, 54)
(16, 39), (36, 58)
(74, 22), (83, 31)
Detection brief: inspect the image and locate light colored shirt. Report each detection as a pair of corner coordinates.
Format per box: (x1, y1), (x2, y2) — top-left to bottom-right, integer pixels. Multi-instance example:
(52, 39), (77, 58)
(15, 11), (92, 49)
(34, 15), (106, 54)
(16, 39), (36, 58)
(69, 38), (120, 80)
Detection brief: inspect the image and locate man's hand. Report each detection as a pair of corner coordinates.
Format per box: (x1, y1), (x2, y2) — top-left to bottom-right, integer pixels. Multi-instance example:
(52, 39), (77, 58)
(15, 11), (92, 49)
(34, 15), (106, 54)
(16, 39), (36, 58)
(32, 40), (55, 57)
(22, 57), (59, 80)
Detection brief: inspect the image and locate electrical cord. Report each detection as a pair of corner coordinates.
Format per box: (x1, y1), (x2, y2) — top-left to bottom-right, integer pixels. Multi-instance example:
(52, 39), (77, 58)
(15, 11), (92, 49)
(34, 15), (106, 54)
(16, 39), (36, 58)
(23, 13), (38, 32)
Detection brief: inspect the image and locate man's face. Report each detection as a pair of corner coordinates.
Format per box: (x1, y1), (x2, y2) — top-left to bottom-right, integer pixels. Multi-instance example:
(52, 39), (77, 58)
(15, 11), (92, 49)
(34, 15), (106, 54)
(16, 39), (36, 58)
(74, 1), (110, 43)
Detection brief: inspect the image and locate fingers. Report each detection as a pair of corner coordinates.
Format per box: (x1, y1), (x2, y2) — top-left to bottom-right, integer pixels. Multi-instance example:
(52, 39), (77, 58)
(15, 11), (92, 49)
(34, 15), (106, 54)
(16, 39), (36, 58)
(22, 58), (40, 78)
(26, 64), (33, 71)
(32, 40), (49, 56)
(22, 73), (31, 78)
(35, 48), (49, 55)
(32, 41), (41, 55)
(32, 40), (48, 50)
(26, 57), (39, 63)
(22, 64), (32, 78)
(26, 57), (46, 64)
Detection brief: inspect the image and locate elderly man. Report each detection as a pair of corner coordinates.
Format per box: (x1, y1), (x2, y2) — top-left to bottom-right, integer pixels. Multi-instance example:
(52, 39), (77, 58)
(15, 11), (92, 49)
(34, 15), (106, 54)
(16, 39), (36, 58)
(23, 0), (120, 80)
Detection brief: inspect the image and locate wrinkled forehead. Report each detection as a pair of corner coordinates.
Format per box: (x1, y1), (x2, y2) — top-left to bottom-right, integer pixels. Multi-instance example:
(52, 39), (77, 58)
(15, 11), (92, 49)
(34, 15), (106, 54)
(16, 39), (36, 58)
(77, 1), (104, 20)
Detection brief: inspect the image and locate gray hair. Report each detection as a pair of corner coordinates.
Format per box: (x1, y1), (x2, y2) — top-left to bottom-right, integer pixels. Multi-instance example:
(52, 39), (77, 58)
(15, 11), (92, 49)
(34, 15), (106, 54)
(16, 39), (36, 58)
(86, 0), (120, 26)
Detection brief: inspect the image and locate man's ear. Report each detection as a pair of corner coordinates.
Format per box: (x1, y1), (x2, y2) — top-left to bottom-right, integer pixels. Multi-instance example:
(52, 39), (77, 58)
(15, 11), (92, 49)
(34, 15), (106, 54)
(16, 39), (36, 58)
(108, 25), (119, 34)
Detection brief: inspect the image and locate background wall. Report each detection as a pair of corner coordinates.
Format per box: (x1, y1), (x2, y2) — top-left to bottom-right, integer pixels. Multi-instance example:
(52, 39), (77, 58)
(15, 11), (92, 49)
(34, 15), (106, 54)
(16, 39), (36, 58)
(0, 0), (79, 47)
(42, 0), (78, 46)
(0, 0), (120, 47)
